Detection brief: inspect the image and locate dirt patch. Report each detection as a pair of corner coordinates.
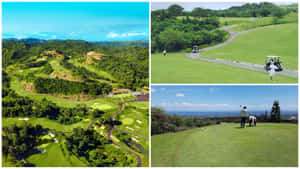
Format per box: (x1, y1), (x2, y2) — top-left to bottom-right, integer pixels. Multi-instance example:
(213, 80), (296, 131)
(21, 81), (35, 93)
(111, 89), (132, 95)
(53, 93), (95, 101)
(42, 50), (66, 60)
(50, 71), (83, 82)
(85, 51), (105, 64)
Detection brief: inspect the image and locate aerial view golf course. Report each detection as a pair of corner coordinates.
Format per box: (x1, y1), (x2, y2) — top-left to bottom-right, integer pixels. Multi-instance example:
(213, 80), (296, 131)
(152, 123), (298, 167)
(2, 2), (149, 167)
(151, 3), (298, 83)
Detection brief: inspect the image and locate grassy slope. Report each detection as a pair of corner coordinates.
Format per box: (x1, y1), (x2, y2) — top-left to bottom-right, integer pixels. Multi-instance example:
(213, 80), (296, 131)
(152, 123), (298, 167)
(26, 143), (86, 167)
(202, 23), (298, 70)
(151, 52), (297, 83)
(10, 76), (120, 113)
(177, 16), (253, 26)
(2, 118), (91, 132)
(72, 60), (116, 82)
(116, 102), (149, 138)
(219, 17), (253, 26)
(231, 12), (298, 31)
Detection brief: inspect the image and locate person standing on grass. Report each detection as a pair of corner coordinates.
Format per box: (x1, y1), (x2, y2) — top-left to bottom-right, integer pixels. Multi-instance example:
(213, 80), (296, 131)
(269, 61), (277, 81)
(163, 50), (167, 56)
(240, 105), (248, 128)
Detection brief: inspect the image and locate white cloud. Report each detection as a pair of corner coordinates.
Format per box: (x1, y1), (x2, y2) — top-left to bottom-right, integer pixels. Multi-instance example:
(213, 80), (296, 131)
(127, 32), (146, 36)
(107, 32), (146, 38)
(51, 35), (57, 39)
(151, 88), (157, 93)
(107, 32), (119, 38)
(176, 93), (184, 97)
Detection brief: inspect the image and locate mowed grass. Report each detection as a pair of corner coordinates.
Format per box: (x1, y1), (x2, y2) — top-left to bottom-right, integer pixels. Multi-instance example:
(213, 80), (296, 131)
(202, 23), (298, 70)
(177, 16), (253, 26)
(231, 17), (275, 31)
(72, 60), (116, 82)
(231, 12), (298, 31)
(219, 17), (253, 26)
(106, 93), (136, 102)
(10, 76), (120, 114)
(2, 118), (91, 132)
(151, 52), (297, 83)
(27, 143), (86, 167)
(116, 102), (149, 139)
(152, 123), (298, 167)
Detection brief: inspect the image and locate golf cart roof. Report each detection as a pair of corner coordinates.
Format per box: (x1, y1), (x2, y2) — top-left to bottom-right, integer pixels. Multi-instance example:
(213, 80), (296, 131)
(266, 56), (280, 58)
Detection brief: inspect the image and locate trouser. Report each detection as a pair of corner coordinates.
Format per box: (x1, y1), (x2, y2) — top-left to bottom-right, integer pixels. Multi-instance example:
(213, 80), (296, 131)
(241, 117), (246, 128)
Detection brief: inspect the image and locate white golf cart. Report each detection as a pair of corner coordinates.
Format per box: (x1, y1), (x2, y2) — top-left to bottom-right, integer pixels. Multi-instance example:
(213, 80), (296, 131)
(264, 56), (283, 71)
(192, 45), (199, 53)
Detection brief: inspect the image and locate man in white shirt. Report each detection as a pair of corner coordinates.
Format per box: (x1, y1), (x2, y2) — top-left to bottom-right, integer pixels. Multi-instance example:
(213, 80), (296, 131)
(269, 61), (277, 81)
(240, 105), (248, 128)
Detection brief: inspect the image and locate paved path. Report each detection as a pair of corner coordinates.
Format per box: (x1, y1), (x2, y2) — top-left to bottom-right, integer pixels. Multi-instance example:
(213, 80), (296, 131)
(14, 75), (147, 167)
(108, 100), (146, 167)
(187, 25), (298, 78)
(187, 53), (298, 77)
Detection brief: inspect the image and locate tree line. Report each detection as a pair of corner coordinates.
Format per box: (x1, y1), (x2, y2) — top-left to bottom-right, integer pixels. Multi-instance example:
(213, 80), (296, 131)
(33, 77), (112, 96)
(151, 2), (297, 52)
(151, 107), (220, 135)
(2, 40), (149, 91)
(3, 71), (99, 125)
(152, 9), (227, 52)
(65, 127), (135, 166)
(2, 123), (46, 166)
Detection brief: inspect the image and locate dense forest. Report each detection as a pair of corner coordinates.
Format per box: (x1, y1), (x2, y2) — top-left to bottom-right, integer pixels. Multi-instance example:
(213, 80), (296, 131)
(151, 107), (219, 135)
(2, 40), (148, 91)
(3, 71), (102, 125)
(2, 123), (46, 166)
(65, 127), (135, 166)
(151, 2), (297, 52)
(152, 13), (228, 52)
(34, 77), (112, 96)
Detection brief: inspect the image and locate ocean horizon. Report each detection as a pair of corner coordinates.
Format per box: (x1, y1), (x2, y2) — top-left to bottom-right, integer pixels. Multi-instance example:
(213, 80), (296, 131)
(166, 110), (298, 116)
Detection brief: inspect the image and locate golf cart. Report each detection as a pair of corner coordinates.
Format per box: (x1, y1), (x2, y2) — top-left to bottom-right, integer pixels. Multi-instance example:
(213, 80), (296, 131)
(192, 45), (199, 53)
(264, 56), (283, 72)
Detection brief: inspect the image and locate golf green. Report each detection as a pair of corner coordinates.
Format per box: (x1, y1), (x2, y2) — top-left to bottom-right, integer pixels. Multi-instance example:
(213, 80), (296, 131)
(151, 123), (298, 167)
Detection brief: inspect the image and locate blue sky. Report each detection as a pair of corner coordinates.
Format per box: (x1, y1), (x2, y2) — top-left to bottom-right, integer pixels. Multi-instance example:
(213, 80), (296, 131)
(2, 2), (149, 41)
(151, 2), (297, 11)
(151, 86), (298, 112)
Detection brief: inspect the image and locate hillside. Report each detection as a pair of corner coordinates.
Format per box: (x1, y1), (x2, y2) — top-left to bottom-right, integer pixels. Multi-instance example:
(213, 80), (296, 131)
(2, 40), (149, 167)
(152, 123), (298, 167)
(202, 23), (298, 70)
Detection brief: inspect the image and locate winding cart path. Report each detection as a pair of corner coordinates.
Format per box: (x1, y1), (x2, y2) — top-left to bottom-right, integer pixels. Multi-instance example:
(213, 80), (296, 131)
(186, 24), (298, 78)
(107, 99), (149, 167)
(14, 75), (147, 167)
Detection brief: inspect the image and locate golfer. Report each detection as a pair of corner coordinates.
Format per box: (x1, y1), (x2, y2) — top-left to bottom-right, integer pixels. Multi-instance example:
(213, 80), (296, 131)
(163, 50), (167, 56)
(269, 61), (277, 81)
(240, 105), (248, 128)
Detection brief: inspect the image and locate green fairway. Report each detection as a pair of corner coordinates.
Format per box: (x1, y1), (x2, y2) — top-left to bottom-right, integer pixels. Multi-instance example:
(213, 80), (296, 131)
(106, 93), (136, 102)
(27, 143), (87, 167)
(10, 76), (120, 113)
(231, 12), (297, 31)
(151, 52), (297, 83)
(2, 118), (91, 132)
(219, 17), (253, 26)
(202, 23), (298, 70)
(116, 102), (149, 138)
(152, 123), (298, 167)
